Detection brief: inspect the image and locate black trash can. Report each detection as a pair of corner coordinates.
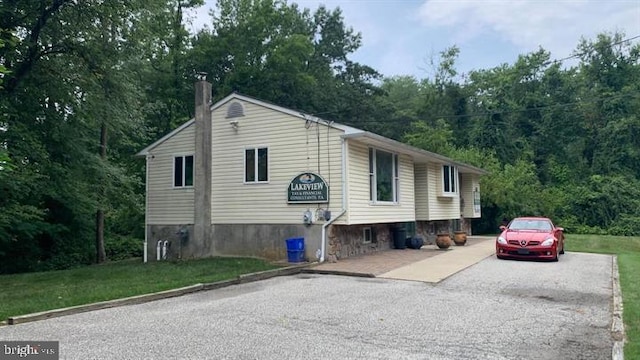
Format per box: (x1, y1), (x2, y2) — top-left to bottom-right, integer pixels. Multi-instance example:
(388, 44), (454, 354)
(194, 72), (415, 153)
(392, 227), (407, 249)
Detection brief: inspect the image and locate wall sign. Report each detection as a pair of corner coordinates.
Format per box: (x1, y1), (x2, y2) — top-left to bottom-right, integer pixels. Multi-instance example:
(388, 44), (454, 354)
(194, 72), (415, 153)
(287, 172), (329, 203)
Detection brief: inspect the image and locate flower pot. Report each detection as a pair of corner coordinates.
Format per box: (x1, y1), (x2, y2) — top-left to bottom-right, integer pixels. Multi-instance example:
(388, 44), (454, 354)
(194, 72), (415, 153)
(453, 231), (467, 246)
(436, 233), (451, 249)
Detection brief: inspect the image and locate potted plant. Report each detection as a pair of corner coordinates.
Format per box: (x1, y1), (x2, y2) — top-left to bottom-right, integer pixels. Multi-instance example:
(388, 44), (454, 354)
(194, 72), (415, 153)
(436, 233), (452, 249)
(453, 231), (467, 246)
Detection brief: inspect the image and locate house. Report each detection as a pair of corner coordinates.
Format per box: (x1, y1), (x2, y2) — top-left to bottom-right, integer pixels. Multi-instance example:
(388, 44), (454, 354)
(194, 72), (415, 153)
(136, 76), (487, 263)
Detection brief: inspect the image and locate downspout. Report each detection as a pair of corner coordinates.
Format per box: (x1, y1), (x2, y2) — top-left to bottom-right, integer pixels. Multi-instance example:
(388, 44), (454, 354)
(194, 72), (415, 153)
(143, 154), (150, 263)
(320, 137), (347, 263)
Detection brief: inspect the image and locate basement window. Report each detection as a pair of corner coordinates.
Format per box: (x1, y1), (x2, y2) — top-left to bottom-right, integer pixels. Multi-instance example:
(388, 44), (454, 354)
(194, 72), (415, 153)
(363, 227), (373, 244)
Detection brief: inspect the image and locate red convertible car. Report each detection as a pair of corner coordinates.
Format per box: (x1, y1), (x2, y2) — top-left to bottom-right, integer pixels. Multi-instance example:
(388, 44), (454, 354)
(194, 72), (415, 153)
(496, 217), (565, 261)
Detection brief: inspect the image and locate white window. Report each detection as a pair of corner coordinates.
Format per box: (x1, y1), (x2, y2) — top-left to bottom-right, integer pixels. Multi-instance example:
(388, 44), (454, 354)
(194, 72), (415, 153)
(442, 164), (457, 194)
(174, 155), (194, 187)
(473, 187), (481, 213)
(369, 148), (399, 203)
(245, 147), (268, 183)
(363, 227), (374, 244)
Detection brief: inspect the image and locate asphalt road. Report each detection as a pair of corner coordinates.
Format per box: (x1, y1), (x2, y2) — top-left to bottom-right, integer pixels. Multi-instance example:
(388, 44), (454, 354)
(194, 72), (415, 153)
(0, 252), (614, 360)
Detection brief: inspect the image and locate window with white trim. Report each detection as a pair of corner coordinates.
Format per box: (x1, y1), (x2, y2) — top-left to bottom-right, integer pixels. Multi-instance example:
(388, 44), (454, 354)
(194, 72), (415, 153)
(363, 227), (372, 244)
(174, 155), (194, 187)
(442, 164), (457, 194)
(369, 148), (399, 203)
(245, 147), (268, 183)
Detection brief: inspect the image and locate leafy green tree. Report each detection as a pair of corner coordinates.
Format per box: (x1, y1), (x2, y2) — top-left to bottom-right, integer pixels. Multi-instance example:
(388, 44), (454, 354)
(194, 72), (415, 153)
(574, 32), (640, 175)
(188, 0), (383, 126)
(0, 0), (182, 272)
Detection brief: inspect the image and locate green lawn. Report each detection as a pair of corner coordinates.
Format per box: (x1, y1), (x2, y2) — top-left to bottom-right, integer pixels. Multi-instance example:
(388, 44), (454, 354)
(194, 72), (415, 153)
(0, 257), (280, 322)
(565, 234), (640, 359)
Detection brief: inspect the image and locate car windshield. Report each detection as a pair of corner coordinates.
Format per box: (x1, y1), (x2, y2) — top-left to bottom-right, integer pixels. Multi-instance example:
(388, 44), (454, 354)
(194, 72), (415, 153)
(509, 219), (552, 231)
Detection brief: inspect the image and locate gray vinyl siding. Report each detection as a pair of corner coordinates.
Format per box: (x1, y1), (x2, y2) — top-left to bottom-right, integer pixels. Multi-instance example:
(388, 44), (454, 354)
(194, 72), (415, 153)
(210, 100), (344, 224)
(146, 123), (196, 224)
(346, 141), (415, 224)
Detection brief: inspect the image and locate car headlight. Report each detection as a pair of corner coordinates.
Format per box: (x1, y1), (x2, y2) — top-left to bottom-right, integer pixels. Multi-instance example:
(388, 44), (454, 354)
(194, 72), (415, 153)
(541, 238), (555, 247)
(497, 236), (507, 245)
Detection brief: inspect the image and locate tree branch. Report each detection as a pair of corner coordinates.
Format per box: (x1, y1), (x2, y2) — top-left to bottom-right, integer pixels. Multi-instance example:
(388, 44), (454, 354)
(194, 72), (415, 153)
(4, 0), (72, 94)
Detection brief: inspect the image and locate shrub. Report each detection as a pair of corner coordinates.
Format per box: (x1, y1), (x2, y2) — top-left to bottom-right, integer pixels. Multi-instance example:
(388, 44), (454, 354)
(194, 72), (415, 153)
(105, 234), (143, 261)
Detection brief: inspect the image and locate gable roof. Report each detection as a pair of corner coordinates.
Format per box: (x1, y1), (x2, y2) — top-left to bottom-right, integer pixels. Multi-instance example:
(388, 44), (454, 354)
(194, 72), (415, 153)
(136, 92), (355, 156)
(135, 93), (488, 174)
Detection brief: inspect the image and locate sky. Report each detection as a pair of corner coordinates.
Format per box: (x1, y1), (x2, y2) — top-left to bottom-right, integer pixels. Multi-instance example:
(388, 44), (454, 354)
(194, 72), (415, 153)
(186, 0), (640, 80)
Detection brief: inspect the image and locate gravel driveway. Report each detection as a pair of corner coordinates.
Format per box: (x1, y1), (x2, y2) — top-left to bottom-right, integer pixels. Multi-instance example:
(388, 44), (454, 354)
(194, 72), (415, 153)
(0, 252), (615, 360)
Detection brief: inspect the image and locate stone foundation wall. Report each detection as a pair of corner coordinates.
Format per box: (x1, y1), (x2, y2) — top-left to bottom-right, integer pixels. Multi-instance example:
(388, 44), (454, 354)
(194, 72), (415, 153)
(326, 224), (393, 263)
(415, 220), (453, 245)
(147, 218), (473, 263)
(325, 219), (471, 262)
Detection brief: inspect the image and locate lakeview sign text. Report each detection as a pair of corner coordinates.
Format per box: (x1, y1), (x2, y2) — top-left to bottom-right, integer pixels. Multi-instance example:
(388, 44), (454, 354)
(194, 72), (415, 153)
(287, 172), (329, 203)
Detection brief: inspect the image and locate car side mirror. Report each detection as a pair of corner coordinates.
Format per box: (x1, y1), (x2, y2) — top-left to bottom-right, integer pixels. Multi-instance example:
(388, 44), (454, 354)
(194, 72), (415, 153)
(556, 227), (564, 232)
(499, 225), (506, 231)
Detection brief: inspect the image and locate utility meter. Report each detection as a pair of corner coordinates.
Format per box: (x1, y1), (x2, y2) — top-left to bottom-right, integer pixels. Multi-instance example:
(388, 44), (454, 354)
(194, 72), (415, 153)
(303, 210), (313, 225)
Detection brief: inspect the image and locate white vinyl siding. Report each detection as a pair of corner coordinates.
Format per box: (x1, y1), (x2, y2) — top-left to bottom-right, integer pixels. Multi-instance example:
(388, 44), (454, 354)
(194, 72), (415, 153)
(146, 123), (196, 224)
(426, 163), (459, 220)
(414, 163), (430, 220)
(211, 100), (344, 224)
(460, 173), (481, 218)
(346, 141), (415, 224)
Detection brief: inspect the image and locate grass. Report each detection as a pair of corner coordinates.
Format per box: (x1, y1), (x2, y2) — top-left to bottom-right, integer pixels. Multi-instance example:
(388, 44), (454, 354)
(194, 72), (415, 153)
(0, 257), (280, 322)
(565, 234), (640, 359)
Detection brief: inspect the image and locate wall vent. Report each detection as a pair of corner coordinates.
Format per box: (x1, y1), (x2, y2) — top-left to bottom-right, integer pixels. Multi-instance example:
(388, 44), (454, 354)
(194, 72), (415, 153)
(226, 102), (245, 118)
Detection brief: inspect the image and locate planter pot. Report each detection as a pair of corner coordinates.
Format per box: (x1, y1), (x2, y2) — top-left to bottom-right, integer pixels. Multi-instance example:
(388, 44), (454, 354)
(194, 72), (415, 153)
(453, 231), (467, 246)
(435, 233), (451, 249)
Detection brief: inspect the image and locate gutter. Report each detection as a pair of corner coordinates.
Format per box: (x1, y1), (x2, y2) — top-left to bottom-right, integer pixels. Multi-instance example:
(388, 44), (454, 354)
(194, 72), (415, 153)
(143, 154), (150, 263)
(320, 138), (347, 263)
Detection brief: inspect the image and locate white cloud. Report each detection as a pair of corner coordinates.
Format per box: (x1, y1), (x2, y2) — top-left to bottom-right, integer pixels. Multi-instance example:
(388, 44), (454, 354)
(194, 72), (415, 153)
(417, 0), (640, 58)
(185, 0), (640, 78)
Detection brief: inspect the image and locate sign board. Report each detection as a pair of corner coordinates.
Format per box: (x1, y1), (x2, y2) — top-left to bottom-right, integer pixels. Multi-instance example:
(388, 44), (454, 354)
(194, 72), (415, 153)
(287, 172), (329, 203)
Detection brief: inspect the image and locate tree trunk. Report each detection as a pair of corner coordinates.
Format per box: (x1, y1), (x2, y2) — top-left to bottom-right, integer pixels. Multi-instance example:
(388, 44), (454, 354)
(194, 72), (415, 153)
(96, 209), (106, 263)
(95, 122), (107, 263)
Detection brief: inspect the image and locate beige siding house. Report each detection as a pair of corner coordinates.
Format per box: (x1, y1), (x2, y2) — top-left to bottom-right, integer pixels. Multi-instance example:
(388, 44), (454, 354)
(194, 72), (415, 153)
(137, 78), (487, 263)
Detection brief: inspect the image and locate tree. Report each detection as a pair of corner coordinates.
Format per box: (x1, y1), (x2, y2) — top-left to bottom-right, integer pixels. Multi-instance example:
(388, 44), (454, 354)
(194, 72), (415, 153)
(187, 0), (383, 125)
(0, 0), (182, 272)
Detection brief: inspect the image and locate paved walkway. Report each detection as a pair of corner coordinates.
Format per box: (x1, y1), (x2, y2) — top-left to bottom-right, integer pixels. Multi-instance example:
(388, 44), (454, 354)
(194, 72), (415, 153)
(308, 235), (496, 283)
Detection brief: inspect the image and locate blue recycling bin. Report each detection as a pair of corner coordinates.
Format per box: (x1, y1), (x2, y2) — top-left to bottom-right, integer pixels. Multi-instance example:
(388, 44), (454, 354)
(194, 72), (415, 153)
(286, 237), (305, 262)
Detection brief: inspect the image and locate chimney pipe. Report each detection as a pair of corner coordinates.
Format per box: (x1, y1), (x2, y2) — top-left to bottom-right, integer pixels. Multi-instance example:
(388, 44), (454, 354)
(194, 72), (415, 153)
(194, 73), (212, 257)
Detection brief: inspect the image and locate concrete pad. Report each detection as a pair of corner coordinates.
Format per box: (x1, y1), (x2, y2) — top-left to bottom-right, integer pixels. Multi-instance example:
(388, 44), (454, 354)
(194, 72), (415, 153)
(379, 237), (495, 283)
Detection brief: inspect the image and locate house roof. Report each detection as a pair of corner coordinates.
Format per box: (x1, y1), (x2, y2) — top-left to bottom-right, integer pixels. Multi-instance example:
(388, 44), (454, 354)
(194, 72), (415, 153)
(136, 92), (357, 157)
(342, 131), (487, 175)
(136, 92), (488, 175)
